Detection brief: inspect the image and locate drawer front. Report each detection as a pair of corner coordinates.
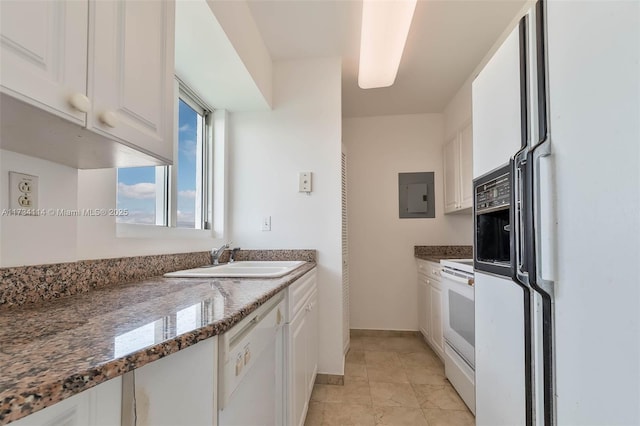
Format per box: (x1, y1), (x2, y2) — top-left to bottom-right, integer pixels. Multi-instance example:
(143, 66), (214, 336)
(417, 259), (429, 277)
(417, 259), (441, 281)
(288, 268), (317, 319)
(426, 261), (442, 281)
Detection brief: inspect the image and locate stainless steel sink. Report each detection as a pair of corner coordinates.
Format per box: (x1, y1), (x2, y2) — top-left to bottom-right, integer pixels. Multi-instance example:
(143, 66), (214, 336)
(164, 260), (306, 278)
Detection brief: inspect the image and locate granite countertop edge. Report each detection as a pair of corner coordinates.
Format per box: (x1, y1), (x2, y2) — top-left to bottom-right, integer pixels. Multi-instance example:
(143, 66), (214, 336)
(413, 245), (474, 263)
(0, 262), (316, 424)
(414, 254), (472, 262)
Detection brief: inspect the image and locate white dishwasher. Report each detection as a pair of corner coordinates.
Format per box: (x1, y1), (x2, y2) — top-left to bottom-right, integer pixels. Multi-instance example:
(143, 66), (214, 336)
(218, 292), (285, 426)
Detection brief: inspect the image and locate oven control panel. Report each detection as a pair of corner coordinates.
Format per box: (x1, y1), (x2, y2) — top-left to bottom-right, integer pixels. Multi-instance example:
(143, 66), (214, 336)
(475, 173), (510, 213)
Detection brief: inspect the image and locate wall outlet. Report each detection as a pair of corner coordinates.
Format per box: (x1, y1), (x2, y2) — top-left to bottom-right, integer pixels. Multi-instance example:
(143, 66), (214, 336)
(299, 172), (312, 192)
(261, 216), (271, 231)
(9, 172), (39, 210)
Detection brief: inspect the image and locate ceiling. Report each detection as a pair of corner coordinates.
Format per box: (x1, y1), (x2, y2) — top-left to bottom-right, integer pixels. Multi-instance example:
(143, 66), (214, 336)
(246, 0), (526, 117)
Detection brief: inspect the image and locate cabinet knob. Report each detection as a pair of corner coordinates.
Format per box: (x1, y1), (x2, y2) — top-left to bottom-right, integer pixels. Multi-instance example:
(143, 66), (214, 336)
(68, 93), (91, 113)
(100, 111), (118, 128)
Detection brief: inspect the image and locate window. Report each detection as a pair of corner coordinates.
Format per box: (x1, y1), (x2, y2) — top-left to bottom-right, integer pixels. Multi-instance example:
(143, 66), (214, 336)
(117, 83), (212, 230)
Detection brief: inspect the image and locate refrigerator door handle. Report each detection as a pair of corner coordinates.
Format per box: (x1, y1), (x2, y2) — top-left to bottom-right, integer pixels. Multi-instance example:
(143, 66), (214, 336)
(532, 141), (554, 296)
(512, 152), (529, 284)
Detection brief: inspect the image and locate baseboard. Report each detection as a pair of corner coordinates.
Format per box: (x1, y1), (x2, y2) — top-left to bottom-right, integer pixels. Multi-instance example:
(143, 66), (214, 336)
(350, 329), (421, 338)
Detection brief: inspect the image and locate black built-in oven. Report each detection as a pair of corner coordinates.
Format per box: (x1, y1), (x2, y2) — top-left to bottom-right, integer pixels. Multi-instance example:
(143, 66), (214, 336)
(473, 163), (513, 277)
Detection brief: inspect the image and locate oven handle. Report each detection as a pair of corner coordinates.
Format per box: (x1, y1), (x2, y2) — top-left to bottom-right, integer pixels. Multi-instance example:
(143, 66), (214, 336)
(441, 271), (474, 286)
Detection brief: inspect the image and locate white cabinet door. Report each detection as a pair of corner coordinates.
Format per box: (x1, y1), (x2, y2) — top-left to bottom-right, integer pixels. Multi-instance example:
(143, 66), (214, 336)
(0, 0), (88, 124)
(429, 282), (445, 359)
(444, 123), (473, 214)
(459, 122), (474, 209)
(290, 309), (307, 426)
(306, 289), (319, 396)
(89, 0), (175, 162)
(417, 276), (430, 339)
(11, 377), (122, 426)
(472, 25), (522, 178)
(130, 338), (217, 426)
(443, 136), (459, 213)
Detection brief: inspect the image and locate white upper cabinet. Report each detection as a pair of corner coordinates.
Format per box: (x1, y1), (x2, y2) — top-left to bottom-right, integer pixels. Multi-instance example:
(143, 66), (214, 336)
(0, 0), (175, 169)
(0, 0), (88, 124)
(88, 0), (175, 161)
(472, 26), (522, 178)
(459, 122), (474, 207)
(443, 121), (473, 214)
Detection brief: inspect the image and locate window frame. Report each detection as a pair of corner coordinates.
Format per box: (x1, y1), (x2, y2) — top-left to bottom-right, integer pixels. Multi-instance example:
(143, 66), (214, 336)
(116, 78), (218, 238)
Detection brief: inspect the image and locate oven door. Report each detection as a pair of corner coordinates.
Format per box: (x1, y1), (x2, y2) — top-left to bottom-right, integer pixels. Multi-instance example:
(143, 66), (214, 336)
(442, 271), (475, 368)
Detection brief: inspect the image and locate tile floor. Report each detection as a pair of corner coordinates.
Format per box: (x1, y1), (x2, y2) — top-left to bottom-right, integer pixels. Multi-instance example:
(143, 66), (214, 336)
(305, 334), (475, 426)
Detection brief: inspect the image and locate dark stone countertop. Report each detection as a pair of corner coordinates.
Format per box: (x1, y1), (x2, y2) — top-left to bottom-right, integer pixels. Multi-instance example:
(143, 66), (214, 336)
(414, 245), (473, 263)
(0, 262), (316, 424)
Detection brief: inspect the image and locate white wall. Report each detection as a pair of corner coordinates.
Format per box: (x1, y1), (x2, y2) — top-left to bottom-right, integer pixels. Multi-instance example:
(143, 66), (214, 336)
(0, 150), (78, 266)
(344, 114), (472, 331)
(228, 57), (344, 375)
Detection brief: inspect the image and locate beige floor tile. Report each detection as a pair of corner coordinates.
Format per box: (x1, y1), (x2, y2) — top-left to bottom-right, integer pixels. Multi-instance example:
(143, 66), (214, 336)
(369, 381), (420, 408)
(378, 337), (431, 353)
(346, 350), (366, 365)
(305, 402), (325, 426)
(398, 351), (442, 370)
(412, 383), (468, 410)
(361, 337), (394, 352)
(366, 366), (409, 384)
(306, 335), (475, 426)
(345, 362), (368, 382)
(365, 351), (402, 368)
(422, 408), (475, 426)
(349, 336), (367, 350)
(321, 381), (373, 406)
(322, 403), (376, 425)
(311, 384), (330, 402)
(404, 365), (448, 385)
(373, 406), (429, 426)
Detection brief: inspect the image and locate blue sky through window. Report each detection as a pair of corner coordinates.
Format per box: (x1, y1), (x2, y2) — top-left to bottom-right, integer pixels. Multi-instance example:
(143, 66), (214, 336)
(117, 166), (157, 225)
(176, 100), (199, 228)
(116, 99), (200, 227)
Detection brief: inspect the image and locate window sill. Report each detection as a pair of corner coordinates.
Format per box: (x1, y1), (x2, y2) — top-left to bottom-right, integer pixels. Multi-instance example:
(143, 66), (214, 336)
(116, 223), (215, 240)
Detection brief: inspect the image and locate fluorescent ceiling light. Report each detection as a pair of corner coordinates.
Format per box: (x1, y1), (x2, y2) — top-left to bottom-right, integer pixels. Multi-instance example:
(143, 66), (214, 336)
(358, 0), (417, 89)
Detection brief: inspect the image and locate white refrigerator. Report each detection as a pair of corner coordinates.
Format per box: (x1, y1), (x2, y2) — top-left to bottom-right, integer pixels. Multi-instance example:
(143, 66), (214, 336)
(472, 1), (640, 425)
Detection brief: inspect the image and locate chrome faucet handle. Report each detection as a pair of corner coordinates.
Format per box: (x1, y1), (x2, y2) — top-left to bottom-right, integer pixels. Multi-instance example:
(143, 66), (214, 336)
(230, 247), (241, 263)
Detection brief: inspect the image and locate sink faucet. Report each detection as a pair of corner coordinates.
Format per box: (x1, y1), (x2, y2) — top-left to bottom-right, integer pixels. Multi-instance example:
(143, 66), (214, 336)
(211, 242), (231, 265)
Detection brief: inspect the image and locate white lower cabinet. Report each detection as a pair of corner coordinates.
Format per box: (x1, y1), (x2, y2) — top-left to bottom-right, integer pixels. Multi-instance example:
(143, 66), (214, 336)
(285, 269), (319, 426)
(417, 274), (430, 340)
(124, 338), (218, 426)
(429, 281), (444, 358)
(417, 259), (445, 360)
(10, 377), (122, 426)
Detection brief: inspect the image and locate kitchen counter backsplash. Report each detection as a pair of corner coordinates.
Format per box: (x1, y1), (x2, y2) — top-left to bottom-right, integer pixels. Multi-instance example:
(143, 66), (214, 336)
(414, 245), (473, 262)
(0, 249), (316, 308)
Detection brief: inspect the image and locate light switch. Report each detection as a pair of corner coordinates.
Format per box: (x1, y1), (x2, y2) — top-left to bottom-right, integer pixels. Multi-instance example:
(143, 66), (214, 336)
(299, 172), (312, 192)
(261, 216), (271, 231)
